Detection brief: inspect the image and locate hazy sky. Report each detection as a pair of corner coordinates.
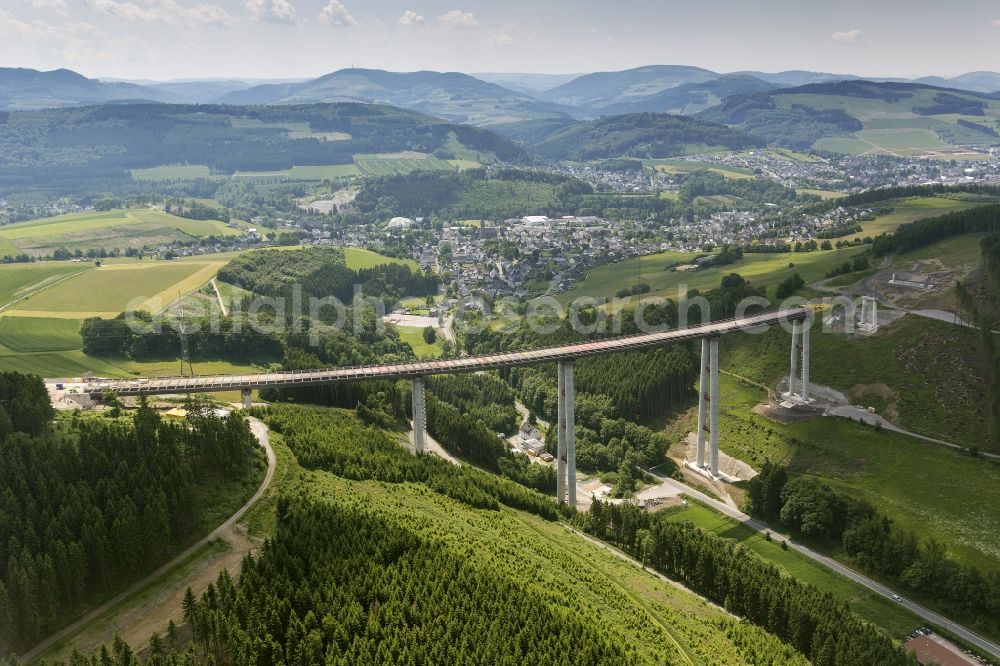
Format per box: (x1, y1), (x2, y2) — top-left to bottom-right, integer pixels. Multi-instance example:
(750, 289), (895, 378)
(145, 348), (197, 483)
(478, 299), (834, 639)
(1, 0), (999, 81)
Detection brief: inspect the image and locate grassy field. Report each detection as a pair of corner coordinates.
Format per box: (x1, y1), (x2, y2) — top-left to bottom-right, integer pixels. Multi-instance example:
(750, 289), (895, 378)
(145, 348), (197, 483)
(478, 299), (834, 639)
(661, 500), (922, 638)
(558, 246), (867, 306)
(5, 260), (227, 317)
(0, 316), (81, 353)
(353, 153), (455, 176)
(394, 325), (445, 358)
(643, 158), (755, 180)
(341, 247), (418, 270)
(666, 373), (1000, 573)
(0, 262), (92, 307)
(796, 188), (845, 200)
(0, 208), (241, 256)
(130, 165), (216, 181)
(852, 196), (983, 237)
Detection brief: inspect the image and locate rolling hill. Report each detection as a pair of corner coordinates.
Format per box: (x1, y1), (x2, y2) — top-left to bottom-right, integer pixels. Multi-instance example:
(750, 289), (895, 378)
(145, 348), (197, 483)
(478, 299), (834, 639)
(699, 80), (1000, 154)
(538, 65), (718, 109)
(599, 75), (778, 115)
(518, 112), (766, 160)
(0, 102), (526, 192)
(0, 68), (173, 110)
(217, 68), (572, 126)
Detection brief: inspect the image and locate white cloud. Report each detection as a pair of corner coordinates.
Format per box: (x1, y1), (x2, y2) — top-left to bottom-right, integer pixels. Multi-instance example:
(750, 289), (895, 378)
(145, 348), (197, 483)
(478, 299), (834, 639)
(831, 29), (863, 43)
(25, 0), (70, 15)
(318, 0), (354, 26)
(86, 0), (231, 26)
(992, 19), (1000, 28)
(490, 31), (513, 46)
(437, 9), (478, 29)
(397, 10), (424, 27)
(0, 8), (101, 49)
(245, 0), (296, 24)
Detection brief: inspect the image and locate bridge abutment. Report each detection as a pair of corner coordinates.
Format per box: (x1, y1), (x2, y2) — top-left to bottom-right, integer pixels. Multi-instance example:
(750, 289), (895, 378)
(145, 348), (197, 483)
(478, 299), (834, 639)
(241, 388), (252, 409)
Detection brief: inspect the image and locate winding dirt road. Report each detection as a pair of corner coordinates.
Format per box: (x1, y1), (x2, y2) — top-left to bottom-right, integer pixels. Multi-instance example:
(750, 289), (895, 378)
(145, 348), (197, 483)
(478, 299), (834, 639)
(20, 417), (275, 664)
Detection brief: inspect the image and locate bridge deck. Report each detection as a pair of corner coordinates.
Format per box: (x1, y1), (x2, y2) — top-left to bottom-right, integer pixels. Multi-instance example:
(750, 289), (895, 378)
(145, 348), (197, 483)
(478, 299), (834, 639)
(94, 307), (807, 397)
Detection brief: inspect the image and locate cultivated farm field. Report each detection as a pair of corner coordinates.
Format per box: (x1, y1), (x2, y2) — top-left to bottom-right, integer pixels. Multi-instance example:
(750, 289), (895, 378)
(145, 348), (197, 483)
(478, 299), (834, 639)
(5, 260), (227, 317)
(353, 153), (455, 176)
(0, 208), (241, 256)
(0, 262), (92, 307)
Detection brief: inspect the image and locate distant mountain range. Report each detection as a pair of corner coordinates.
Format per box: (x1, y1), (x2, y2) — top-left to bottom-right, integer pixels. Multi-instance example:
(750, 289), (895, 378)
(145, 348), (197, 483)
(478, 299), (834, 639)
(214, 68), (573, 126)
(2, 66), (999, 158)
(4, 65), (999, 121)
(698, 80), (1000, 153)
(0, 68), (173, 109)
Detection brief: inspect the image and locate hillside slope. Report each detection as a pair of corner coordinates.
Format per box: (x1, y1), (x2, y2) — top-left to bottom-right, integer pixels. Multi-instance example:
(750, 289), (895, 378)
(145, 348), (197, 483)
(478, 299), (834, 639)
(526, 112), (766, 160)
(218, 68), (572, 126)
(599, 75), (778, 115)
(0, 68), (174, 110)
(540, 64), (718, 109)
(700, 80), (1000, 154)
(0, 102), (526, 191)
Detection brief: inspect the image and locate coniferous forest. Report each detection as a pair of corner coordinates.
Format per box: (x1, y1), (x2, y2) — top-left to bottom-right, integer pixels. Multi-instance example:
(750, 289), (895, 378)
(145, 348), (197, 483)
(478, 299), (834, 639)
(0, 375), (263, 655)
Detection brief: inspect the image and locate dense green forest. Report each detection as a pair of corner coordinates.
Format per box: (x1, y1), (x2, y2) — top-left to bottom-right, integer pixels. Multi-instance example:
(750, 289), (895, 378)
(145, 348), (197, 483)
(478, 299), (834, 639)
(0, 375), (262, 655)
(528, 112), (765, 160)
(166, 497), (632, 664)
(0, 103), (525, 192)
(582, 500), (918, 666)
(746, 463), (1000, 638)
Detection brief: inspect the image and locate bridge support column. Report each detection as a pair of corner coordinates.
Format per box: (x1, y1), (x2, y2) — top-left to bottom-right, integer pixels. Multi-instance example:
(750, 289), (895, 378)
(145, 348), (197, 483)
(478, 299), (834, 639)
(789, 321), (800, 399)
(564, 360), (576, 508)
(557, 362), (566, 504)
(709, 337), (720, 476)
(412, 377), (426, 454)
(696, 337), (709, 468)
(801, 320), (810, 402)
(557, 360), (576, 506)
(241, 389), (252, 410)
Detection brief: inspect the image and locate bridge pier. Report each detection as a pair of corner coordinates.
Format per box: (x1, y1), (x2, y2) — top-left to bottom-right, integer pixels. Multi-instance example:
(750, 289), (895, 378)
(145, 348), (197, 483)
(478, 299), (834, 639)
(557, 361), (566, 503)
(412, 376), (426, 454)
(785, 319), (812, 403)
(241, 388), (252, 409)
(709, 337), (720, 476)
(801, 321), (810, 401)
(696, 338), (709, 469)
(557, 360), (576, 506)
(694, 337), (721, 476)
(789, 321), (799, 398)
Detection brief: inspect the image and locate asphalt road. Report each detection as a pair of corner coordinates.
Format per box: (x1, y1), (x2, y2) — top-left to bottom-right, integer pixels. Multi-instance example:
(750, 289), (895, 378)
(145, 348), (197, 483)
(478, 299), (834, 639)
(645, 470), (1000, 660)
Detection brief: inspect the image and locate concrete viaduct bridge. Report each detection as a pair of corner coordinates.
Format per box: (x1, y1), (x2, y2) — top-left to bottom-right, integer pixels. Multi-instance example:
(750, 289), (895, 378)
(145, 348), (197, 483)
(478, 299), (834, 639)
(94, 307), (814, 506)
